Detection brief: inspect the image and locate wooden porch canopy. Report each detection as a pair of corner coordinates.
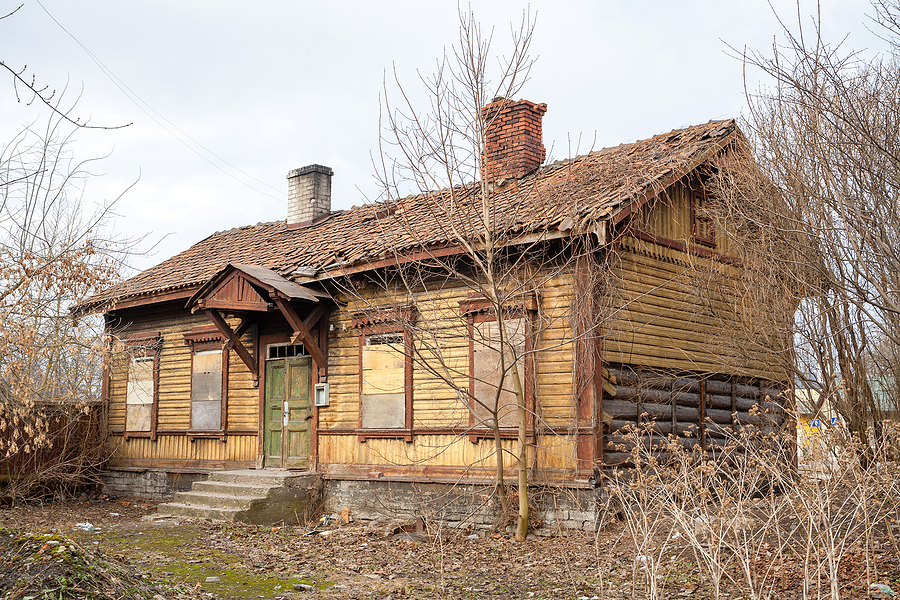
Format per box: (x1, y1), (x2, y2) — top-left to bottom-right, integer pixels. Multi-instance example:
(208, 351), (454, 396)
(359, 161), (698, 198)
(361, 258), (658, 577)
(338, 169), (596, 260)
(186, 263), (331, 381)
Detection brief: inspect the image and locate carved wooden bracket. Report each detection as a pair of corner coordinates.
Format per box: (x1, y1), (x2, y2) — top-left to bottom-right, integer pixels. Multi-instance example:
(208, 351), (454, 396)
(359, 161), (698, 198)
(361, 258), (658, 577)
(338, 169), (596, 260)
(272, 296), (328, 370)
(206, 309), (259, 382)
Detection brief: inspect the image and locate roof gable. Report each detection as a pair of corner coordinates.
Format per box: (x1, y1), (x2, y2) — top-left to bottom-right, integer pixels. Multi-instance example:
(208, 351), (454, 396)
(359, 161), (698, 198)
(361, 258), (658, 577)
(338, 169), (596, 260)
(187, 263), (327, 313)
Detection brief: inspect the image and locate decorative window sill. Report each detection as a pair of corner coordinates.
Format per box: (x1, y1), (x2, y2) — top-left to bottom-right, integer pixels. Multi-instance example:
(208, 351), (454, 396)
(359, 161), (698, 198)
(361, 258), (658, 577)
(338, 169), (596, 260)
(358, 429), (413, 443)
(187, 431), (227, 442)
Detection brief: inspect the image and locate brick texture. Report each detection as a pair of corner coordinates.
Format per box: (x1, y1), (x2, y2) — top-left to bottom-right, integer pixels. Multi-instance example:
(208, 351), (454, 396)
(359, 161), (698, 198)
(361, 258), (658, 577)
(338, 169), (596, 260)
(482, 98), (547, 182)
(287, 164), (333, 225)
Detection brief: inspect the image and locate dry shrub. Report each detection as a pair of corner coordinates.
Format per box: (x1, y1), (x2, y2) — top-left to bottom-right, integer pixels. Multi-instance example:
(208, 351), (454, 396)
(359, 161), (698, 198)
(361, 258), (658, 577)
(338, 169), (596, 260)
(608, 415), (900, 600)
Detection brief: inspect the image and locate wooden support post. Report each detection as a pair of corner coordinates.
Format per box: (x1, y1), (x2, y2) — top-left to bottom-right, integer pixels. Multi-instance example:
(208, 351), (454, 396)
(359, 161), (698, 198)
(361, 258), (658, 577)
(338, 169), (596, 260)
(730, 381), (737, 432)
(206, 309), (259, 381)
(233, 316), (258, 382)
(592, 335), (605, 472)
(699, 380), (707, 453)
(233, 316), (255, 339)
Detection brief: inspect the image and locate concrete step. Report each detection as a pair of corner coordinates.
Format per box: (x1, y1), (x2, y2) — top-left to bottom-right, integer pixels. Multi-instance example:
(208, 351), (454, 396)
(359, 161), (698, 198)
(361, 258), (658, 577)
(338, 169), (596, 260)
(207, 469), (312, 487)
(171, 490), (268, 510)
(191, 480), (278, 497)
(151, 469), (323, 525)
(156, 502), (243, 522)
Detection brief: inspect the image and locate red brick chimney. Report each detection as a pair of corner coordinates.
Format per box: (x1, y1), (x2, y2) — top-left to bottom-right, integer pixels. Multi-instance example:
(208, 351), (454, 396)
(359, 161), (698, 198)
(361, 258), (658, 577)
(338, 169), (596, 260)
(481, 97), (547, 182)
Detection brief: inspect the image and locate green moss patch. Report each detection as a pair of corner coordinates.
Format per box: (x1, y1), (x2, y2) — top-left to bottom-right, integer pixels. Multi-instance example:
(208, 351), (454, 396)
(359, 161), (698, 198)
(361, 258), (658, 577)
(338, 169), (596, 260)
(74, 524), (329, 599)
(0, 527), (160, 599)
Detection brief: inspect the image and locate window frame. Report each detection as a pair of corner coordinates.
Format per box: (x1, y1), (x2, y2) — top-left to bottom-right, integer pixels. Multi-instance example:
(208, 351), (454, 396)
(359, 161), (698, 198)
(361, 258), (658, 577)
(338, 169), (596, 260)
(122, 333), (161, 442)
(460, 295), (535, 442)
(690, 182), (716, 248)
(183, 326), (228, 440)
(351, 306), (416, 442)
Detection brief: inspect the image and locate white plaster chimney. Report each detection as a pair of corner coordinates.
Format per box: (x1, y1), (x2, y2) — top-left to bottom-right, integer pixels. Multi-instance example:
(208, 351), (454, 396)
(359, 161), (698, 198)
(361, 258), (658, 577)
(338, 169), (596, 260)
(287, 164), (333, 225)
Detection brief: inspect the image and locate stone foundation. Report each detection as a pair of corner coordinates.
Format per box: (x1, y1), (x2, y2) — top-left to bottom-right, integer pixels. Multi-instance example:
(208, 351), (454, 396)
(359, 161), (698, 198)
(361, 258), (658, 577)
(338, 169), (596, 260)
(323, 478), (601, 533)
(101, 468), (208, 500)
(103, 468), (602, 532)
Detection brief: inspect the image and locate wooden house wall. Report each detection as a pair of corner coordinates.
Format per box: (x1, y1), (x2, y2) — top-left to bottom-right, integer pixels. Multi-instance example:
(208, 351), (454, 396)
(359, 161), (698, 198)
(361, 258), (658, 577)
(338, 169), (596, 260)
(101, 181), (790, 480)
(600, 180), (792, 469)
(317, 270), (583, 480)
(630, 181), (735, 257)
(103, 273), (585, 479)
(601, 366), (787, 468)
(606, 180), (785, 381)
(106, 305), (258, 469)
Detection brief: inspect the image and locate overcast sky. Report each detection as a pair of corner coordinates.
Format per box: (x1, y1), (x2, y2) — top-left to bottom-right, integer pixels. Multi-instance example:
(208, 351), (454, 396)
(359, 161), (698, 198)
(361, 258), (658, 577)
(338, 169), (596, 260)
(0, 1), (889, 273)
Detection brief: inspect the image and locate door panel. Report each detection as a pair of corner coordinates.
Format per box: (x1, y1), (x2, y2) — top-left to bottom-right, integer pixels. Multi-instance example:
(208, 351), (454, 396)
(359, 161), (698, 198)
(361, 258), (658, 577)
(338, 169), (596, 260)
(264, 354), (312, 468)
(264, 360), (286, 466)
(283, 356), (312, 468)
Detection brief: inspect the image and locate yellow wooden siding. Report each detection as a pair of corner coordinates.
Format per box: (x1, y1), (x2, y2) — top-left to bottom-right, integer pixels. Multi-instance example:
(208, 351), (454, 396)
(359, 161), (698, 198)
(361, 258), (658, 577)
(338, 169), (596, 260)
(107, 352), (128, 431)
(534, 273), (577, 428)
(605, 238), (781, 379)
(227, 332), (260, 431)
(320, 306), (362, 429)
(107, 434), (257, 467)
(535, 433), (578, 471)
(322, 274), (580, 433)
(319, 434), (522, 471)
(632, 180), (736, 258)
(314, 271), (581, 476)
(318, 433), (579, 477)
(108, 311), (259, 435)
(156, 314), (204, 430)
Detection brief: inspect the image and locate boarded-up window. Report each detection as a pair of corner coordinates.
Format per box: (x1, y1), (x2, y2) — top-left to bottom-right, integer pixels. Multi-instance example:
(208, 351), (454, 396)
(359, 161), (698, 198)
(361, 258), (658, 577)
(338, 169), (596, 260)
(191, 349), (223, 430)
(361, 333), (406, 429)
(126, 356), (154, 432)
(473, 317), (526, 428)
(691, 186), (715, 247)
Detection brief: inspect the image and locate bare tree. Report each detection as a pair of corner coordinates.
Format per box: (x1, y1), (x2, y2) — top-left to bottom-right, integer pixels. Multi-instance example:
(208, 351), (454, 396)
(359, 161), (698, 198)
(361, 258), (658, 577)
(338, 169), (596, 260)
(332, 9), (609, 540)
(0, 5), (128, 131)
(695, 0), (900, 464)
(0, 100), (134, 498)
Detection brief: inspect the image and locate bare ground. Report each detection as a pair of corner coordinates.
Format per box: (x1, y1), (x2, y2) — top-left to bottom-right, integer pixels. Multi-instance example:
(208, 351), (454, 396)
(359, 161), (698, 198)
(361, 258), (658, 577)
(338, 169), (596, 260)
(0, 497), (897, 599)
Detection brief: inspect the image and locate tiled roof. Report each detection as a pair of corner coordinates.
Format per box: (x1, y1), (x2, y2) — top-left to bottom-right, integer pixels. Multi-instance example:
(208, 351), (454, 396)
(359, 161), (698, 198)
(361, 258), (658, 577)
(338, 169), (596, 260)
(78, 119), (737, 313)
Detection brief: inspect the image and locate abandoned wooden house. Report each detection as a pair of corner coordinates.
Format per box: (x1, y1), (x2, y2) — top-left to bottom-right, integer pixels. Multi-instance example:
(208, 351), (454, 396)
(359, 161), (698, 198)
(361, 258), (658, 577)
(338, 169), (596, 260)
(76, 98), (790, 529)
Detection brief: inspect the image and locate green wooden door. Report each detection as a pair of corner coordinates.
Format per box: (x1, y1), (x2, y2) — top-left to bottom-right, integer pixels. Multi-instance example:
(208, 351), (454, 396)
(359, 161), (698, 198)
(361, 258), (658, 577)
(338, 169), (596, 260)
(264, 355), (312, 468)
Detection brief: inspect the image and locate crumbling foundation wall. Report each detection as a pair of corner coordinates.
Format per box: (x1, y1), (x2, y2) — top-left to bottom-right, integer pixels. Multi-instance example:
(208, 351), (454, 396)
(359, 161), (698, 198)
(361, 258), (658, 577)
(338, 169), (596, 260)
(323, 478), (601, 534)
(101, 468), (208, 500)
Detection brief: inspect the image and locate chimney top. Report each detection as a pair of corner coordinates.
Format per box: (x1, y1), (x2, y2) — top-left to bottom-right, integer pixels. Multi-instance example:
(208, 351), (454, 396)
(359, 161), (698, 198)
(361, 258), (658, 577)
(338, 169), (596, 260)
(287, 164), (333, 226)
(482, 98), (547, 182)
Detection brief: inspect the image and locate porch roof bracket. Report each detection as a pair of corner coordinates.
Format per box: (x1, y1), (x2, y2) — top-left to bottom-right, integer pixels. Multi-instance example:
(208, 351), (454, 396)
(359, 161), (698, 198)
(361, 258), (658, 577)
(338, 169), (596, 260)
(303, 304), (326, 332)
(206, 309), (259, 381)
(272, 295), (327, 370)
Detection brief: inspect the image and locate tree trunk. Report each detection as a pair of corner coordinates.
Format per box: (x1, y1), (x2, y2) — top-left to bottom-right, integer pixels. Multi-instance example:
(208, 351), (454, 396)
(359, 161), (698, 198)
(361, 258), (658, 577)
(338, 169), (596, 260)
(509, 355), (528, 541)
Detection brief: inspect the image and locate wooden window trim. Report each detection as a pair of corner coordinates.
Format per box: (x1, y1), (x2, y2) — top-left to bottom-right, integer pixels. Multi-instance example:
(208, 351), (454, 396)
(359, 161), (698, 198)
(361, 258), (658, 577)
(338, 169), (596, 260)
(461, 296), (535, 443)
(690, 183), (716, 248)
(184, 326), (228, 438)
(123, 333), (161, 442)
(352, 307), (416, 443)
